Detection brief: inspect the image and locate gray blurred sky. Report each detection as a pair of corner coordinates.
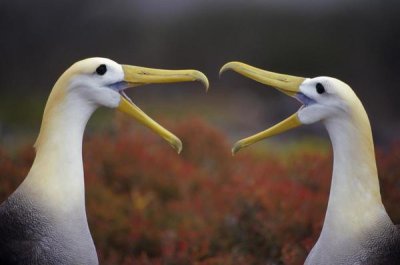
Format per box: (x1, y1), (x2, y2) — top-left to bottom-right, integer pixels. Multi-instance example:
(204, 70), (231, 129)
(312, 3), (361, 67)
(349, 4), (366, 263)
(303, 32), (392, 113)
(134, 0), (362, 16)
(0, 0), (399, 144)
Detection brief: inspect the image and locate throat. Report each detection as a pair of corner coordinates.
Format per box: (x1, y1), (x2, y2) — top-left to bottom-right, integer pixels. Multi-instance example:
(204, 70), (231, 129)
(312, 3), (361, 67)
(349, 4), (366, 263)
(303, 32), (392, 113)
(320, 114), (392, 241)
(21, 92), (96, 214)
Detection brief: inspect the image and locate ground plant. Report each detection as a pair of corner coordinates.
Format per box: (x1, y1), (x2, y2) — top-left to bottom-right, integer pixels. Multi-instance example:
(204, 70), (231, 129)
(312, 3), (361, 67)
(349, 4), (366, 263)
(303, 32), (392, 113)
(0, 118), (399, 265)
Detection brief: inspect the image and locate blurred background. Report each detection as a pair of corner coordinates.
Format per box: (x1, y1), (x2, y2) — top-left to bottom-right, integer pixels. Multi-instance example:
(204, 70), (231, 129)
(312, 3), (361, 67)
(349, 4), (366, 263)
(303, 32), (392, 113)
(1, 1), (400, 264)
(1, 0), (400, 145)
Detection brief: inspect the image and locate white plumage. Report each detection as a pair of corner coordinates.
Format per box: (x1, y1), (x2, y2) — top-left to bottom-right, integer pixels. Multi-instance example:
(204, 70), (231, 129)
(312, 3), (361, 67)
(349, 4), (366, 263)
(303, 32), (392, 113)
(0, 58), (208, 264)
(221, 61), (400, 265)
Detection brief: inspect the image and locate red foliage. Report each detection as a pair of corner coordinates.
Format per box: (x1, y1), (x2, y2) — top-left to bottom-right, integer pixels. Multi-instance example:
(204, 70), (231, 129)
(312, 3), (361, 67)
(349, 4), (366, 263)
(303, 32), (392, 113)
(0, 118), (399, 265)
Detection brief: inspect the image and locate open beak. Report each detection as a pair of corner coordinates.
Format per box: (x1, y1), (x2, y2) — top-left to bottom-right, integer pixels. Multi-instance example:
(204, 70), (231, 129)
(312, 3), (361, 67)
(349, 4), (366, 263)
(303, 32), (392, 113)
(117, 65), (209, 154)
(220, 61), (306, 155)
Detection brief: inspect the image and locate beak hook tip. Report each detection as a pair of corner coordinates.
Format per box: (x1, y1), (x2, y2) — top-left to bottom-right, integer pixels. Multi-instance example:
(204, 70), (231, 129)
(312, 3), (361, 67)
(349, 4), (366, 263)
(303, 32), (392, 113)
(177, 145), (183, 154)
(194, 72), (209, 92)
(171, 139), (183, 154)
(220, 61), (243, 76)
(219, 64), (230, 77)
(204, 81), (210, 93)
(231, 143), (242, 156)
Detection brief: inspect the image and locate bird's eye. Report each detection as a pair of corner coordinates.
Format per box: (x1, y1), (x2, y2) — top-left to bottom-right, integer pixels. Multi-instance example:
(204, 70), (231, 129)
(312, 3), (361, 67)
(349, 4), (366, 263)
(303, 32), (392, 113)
(316, 83), (325, 94)
(96, 64), (107, 76)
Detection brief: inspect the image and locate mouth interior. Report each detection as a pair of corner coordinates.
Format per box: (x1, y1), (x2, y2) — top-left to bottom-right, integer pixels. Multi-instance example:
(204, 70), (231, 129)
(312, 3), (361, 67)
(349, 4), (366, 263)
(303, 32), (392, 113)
(120, 90), (134, 104)
(295, 92), (316, 108)
(110, 81), (135, 103)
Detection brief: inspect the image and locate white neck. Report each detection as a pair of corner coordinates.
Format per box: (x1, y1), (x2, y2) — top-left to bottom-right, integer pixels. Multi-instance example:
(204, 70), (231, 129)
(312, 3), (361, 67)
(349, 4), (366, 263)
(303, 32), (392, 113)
(316, 106), (392, 251)
(21, 88), (96, 216)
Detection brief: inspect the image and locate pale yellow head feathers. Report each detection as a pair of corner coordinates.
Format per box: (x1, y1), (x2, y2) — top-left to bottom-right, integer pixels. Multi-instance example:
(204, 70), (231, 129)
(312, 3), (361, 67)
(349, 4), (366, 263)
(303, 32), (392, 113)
(34, 58), (208, 152)
(220, 62), (371, 154)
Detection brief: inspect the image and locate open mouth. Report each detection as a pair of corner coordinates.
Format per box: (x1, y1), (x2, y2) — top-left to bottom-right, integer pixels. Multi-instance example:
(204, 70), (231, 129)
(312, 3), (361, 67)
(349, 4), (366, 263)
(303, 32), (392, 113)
(220, 61), (307, 154)
(110, 81), (135, 103)
(295, 92), (316, 109)
(120, 90), (133, 104)
(110, 64), (208, 154)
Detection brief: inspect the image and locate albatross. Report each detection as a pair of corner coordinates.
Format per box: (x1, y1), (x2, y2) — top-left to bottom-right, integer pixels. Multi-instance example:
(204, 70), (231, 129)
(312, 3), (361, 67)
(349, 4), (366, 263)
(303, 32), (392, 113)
(220, 61), (400, 265)
(0, 57), (208, 265)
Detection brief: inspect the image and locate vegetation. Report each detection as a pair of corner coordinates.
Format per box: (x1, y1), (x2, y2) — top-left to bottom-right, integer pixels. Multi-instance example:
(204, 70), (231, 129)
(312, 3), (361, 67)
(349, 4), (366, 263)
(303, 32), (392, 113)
(0, 118), (399, 265)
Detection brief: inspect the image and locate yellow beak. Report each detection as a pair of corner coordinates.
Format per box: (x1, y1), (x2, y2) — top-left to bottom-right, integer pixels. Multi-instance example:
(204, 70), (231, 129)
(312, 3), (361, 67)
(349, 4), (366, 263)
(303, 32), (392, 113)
(220, 61), (306, 155)
(117, 65), (209, 153)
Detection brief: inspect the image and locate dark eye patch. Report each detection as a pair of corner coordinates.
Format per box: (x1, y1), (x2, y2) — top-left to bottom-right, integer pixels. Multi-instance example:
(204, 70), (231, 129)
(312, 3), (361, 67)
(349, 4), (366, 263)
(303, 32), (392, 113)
(316, 83), (325, 94)
(96, 64), (107, 75)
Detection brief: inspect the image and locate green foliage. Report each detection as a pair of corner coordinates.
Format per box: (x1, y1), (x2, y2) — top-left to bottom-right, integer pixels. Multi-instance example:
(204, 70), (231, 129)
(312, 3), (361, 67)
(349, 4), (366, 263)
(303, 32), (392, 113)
(0, 118), (399, 265)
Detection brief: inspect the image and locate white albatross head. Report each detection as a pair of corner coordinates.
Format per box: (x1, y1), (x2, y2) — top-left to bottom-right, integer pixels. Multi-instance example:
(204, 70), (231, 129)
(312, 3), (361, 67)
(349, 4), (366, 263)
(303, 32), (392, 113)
(295, 76), (360, 125)
(219, 61), (366, 154)
(36, 57), (209, 153)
